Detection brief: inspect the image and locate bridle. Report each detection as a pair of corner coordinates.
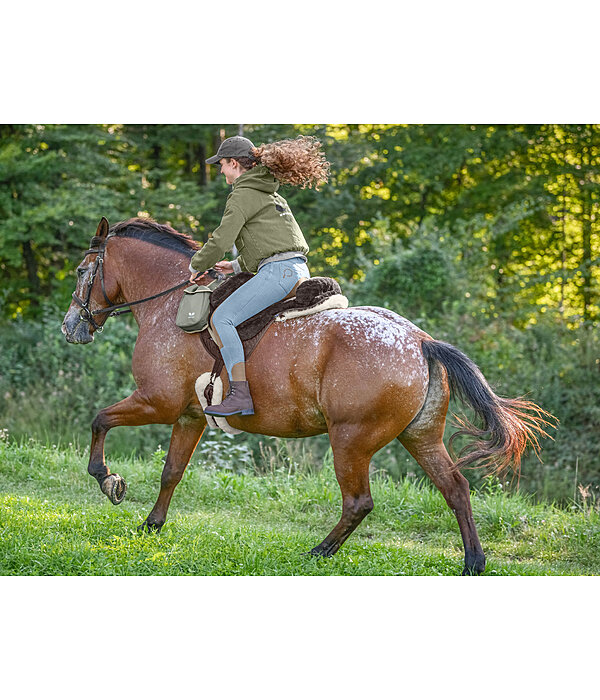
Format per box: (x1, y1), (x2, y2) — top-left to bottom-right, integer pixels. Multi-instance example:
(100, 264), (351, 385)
(71, 234), (212, 332)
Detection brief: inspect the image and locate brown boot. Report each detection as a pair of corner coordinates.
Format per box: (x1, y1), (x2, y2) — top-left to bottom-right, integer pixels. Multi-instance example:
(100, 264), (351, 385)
(204, 380), (255, 417)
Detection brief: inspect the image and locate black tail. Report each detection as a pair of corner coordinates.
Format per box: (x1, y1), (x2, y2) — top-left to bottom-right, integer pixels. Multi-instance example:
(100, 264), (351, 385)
(421, 340), (556, 476)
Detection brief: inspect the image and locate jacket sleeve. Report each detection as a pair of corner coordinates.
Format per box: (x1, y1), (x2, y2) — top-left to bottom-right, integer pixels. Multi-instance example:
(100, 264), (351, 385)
(190, 199), (246, 272)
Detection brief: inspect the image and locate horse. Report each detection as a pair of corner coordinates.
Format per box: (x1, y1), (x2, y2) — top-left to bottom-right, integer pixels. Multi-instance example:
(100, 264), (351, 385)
(62, 217), (553, 575)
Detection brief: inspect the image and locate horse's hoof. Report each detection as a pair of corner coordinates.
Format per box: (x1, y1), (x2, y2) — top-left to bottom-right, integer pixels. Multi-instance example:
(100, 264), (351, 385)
(304, 545), (334, 558)
(462, 553), (486, 576)
(101, 474), (127, 505)
(461, 562), (485, 576)
(138, 519), (162, 534)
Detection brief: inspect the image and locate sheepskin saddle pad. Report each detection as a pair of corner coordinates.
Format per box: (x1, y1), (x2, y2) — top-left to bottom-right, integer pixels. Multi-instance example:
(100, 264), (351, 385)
(200, 273), (347, 364)
(198, 273), (348, 407)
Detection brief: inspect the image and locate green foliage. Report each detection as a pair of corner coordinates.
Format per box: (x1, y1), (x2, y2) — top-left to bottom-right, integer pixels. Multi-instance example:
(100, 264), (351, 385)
(351, 235), (457, 320)
(1, 123), (598, 324)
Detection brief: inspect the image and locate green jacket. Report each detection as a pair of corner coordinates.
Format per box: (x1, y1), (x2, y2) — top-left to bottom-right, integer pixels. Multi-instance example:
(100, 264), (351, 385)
(190, 165), (309, 274)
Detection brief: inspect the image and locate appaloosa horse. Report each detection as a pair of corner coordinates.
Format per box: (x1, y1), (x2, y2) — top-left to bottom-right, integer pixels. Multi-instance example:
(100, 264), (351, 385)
(62, 217), (553, 574)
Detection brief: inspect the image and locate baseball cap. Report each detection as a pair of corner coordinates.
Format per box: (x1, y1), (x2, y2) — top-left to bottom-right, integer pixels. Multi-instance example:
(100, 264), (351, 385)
(205, 136), (256, 164)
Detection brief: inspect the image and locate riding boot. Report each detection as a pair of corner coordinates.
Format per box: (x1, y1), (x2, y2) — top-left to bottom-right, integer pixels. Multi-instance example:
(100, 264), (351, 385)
(204, 380), (255, 417)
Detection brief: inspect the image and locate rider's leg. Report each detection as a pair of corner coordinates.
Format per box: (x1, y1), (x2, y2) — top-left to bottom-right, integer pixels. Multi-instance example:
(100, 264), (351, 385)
(205, 258), (309, 416)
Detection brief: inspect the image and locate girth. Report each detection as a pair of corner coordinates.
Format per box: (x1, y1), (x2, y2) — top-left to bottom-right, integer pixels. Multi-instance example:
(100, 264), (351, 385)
(199, 273), (343, 405)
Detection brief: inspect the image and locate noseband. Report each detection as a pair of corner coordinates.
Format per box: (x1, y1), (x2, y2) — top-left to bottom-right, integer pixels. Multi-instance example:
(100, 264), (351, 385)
(71, 235), (206, 332)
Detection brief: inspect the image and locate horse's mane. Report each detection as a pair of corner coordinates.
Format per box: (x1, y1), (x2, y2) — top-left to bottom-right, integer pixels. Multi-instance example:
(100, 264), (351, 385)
(107, 217), (200, 255)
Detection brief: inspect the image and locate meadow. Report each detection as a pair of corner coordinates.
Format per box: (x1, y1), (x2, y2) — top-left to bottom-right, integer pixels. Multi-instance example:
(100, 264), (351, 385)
(1, 434), (598, 576)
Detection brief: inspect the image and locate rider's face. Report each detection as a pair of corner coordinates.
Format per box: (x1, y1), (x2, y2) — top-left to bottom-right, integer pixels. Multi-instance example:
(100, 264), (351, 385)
(219, 158), (242, 185)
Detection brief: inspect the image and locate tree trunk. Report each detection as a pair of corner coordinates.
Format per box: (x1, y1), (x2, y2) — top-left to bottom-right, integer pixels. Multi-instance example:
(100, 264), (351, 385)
(22, 239), (41, 307)
(580, 129), (594, 324)
(207, 129), (225, 182)
(581, 186), (593, 323)
(152, 143), (161, 188)
(191, 142), (206, 186)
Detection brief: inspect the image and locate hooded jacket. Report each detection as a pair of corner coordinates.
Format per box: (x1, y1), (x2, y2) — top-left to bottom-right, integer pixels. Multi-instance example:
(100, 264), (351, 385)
(190, 165), (309, 275)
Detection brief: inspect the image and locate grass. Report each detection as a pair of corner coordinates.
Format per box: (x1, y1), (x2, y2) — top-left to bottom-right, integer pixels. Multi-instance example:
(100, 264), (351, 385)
(1, 435), (599, 575)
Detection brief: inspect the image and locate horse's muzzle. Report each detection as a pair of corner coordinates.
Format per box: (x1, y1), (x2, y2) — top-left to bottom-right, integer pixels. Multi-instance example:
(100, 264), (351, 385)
(62, 309), (95, 344)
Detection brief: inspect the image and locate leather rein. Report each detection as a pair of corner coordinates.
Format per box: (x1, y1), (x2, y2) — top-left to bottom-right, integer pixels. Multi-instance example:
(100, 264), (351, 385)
(71, 236), (213, 332)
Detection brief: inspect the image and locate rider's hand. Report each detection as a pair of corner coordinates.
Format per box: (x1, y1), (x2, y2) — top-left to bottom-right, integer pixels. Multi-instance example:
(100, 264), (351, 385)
(214, 260), (234, 275)
(189, 271), (204, 284)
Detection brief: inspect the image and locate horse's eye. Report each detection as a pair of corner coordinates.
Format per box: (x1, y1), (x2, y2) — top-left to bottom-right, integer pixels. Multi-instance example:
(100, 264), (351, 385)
(77, 267), (86, 278)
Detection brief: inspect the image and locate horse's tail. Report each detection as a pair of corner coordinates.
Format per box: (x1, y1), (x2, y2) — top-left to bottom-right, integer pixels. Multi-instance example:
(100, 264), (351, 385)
(421, 339), (556, 477)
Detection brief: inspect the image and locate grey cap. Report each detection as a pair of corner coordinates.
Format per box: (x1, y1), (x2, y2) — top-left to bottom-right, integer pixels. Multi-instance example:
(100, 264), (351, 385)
(206, 136), (256, 164)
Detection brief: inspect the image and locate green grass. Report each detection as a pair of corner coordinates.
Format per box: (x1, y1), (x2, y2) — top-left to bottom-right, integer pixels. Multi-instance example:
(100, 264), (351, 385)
(1, 436), (599, 575)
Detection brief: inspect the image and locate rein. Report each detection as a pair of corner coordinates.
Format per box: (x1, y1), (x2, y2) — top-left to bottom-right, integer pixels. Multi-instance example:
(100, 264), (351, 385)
(71, 236), (214, 332)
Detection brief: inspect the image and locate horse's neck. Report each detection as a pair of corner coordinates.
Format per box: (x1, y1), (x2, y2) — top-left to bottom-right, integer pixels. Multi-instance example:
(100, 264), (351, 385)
(112, 238), (192, 327)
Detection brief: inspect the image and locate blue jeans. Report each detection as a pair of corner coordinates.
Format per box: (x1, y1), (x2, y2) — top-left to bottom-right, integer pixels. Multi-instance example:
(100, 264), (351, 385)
(211, 257), (310, 378)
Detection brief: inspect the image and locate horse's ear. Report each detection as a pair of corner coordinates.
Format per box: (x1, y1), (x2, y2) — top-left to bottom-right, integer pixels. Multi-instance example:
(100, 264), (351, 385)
(95, 217), (109, 240)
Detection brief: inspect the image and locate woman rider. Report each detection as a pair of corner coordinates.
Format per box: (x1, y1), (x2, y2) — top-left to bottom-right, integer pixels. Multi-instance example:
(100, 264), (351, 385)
(189, 134), (330, 417)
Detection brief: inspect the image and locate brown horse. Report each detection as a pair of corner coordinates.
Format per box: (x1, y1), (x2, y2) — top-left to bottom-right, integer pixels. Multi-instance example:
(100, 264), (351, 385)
(62, 217), (553, 575)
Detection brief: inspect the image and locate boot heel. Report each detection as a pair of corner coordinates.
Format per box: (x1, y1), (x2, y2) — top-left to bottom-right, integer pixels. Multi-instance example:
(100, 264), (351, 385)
(241, 408), (255, 416)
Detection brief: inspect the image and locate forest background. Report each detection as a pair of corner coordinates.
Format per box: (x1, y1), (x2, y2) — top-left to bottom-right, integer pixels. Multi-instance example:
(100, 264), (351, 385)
(0, 123), (598, 503)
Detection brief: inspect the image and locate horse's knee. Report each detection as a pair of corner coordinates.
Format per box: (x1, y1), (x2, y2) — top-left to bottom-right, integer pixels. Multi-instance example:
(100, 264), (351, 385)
(91, 412), (109, 435)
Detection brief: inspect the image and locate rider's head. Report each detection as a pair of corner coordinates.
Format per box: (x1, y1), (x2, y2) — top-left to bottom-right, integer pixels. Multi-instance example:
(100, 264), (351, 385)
(218, 156), (255, 184)
(206, 136), (257, 184)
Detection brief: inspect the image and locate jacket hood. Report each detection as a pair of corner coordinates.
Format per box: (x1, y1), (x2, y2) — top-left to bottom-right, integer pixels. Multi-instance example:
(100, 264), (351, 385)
(233, 164), (279, 194)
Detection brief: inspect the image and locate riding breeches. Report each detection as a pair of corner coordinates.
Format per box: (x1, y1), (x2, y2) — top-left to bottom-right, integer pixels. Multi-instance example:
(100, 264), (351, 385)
(211, 257), (310, 378)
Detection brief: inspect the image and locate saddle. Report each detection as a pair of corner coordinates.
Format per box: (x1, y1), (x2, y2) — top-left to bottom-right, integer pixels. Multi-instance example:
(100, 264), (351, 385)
(199, 273), (346, 404)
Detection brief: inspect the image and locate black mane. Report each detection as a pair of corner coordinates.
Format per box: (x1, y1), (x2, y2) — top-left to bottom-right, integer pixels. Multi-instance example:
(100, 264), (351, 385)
(106, 217), (200, 256)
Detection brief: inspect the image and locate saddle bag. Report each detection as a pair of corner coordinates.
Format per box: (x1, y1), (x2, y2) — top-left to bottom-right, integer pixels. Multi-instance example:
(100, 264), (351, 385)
(175, 284), (214, 333)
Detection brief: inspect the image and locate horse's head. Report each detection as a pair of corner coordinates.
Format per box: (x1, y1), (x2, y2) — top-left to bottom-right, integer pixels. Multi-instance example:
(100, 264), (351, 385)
(62, 217), (122, 344)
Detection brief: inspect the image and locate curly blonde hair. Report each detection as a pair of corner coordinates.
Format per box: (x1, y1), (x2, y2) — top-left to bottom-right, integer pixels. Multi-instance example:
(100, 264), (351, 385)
(251, 135), (330, 189)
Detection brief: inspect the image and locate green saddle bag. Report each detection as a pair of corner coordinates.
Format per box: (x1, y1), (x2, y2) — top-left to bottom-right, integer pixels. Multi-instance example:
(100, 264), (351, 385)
(175, 283), (215, 333)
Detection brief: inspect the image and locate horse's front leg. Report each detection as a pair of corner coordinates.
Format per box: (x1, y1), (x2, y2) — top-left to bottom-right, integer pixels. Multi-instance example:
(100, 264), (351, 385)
(89, 390), (176, 505)
(308, 422), (377, 558)
(140, 416), (206, 532)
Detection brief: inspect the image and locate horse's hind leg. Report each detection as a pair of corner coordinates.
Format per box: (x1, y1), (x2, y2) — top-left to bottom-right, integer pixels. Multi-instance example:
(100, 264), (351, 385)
(140, 416), (205, 533)
(399, 432), (485, 575)
(398, 359), (485, 575)
(309, 422), (377, 557)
